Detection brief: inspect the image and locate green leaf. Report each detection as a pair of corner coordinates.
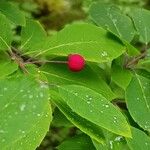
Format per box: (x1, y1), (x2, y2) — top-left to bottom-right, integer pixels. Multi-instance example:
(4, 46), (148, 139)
(135, 69), (150, 80)
(123, 41), (140, 56)
(52, 107), (73, 127)
(0, 75), (52, 149)
(9, 103), (51, 150)
(58, 134), (96, 150)
(137, 59), (150, 72)
(41, 63), (116, 101)
(92, 140), (107, 150)
(89, 2), (140, 56)
(88, 62), (109, 82)
(130, 8), (150, 45)
(0, 52), (18, 78)
(126, 74), (150, 131)
(21, 19), (47, 52)
(0, 13), (13, 51)
(56, 85), (131, 137)
(25, 23), (126, 63)
(92, 131), (130, 150)
(89, 2), (135, 42)
(51, 91), (105, 143)
(111, 63), (132, 90)
(110, 81), (125, 99)
(126, 127), (150, 150)
(0, 2), (25, 26)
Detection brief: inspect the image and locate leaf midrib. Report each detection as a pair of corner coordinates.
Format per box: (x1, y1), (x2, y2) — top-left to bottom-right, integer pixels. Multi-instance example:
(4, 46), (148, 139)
(24, 40), (103, 56)
(59, 86), (129, 136)
(135, 74), (150, 110)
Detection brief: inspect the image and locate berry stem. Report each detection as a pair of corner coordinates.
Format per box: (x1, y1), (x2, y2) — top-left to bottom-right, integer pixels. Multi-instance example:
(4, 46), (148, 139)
(25, 60), (68, 65)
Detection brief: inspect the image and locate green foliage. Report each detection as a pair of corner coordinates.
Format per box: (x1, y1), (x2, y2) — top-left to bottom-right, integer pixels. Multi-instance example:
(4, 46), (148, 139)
(126, 127), (150, 150)
(137, 59), (150, 72)
(41, 63), (116, 101)
(89, 2), (141, 56)
(126, 74), (150, 131)
(0, 74), (52, 149)
(43, 23), (125, 63)
(93, 131), (130, 150)
(0, 52), (18, 78)
(0, 0), (150, 149)
(89, 2), (135, 42)
(0, 2), (25, 26)
(22, 23), (125, 63)
(21, 19), (47, 52)
(53, 85), (131, 137)
(0, 13), (12, 51)
(51, 90), (105, 143)
(111, 62), (132, 90)
(58, 134), (96, 150)
(52, 107), (73, 127)
(129, 8), (150, 45)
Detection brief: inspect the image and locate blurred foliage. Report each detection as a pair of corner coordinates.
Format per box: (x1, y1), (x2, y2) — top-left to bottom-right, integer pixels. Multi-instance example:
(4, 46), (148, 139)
(6, 0), (150, 31)
(9, 0), (85, 31)
(37, 126), (79, 150)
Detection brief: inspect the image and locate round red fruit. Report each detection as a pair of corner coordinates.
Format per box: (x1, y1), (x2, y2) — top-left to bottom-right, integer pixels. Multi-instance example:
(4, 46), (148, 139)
(68, 54), (85, 72)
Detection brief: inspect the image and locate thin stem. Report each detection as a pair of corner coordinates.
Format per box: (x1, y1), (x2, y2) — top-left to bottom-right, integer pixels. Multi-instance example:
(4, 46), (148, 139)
(125, 51), (147, 68)
(8, 49), (29, 74)
(25, 60), (68, 65)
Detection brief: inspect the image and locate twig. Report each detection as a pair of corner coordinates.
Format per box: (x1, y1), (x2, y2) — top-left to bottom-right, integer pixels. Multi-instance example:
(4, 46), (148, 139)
(125, 51), (147, 68)
(9, 50), (29, 74)
(25, 60), (68, 65)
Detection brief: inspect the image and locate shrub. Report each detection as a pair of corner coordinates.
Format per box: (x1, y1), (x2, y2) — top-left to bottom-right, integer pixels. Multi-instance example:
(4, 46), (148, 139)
(0, 1), (149, 150)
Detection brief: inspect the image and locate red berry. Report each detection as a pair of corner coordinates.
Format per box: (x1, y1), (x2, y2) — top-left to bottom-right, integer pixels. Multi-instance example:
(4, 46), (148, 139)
(68, 54), (85, 72)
